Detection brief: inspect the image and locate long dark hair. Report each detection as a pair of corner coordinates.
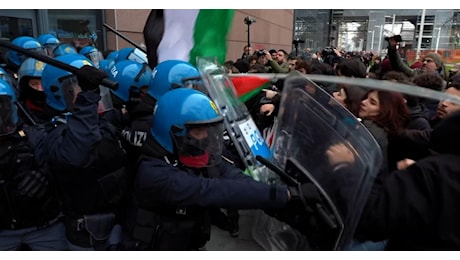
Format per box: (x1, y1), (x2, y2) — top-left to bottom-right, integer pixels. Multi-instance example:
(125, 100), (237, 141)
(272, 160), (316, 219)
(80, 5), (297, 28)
(365, 90), (411, 136)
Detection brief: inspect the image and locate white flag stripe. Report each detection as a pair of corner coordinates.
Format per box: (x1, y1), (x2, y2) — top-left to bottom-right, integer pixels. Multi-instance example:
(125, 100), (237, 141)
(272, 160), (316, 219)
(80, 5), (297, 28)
(157, 9), (199, 63)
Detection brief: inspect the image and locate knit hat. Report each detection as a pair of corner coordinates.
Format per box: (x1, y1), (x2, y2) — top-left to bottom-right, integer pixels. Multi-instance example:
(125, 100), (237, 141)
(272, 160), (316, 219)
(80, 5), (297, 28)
(424, 52), (443, 69)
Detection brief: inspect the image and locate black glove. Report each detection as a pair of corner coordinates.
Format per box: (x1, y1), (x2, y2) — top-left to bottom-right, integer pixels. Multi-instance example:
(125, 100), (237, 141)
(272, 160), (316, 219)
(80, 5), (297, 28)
(76, 65), (107, 92)
(17, 170), (49, 199)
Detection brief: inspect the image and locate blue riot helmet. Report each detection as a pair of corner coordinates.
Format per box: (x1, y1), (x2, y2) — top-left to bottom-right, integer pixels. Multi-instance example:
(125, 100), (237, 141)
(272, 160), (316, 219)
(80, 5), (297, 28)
(103, 50), (119, 74)
(0, 67), (14, 87)
(79, 45), (104, 68)
(0, 79), (18, 136)
(52, 42), (78, 57)
(17, 58), (46, 106)
(37, 33), (60, 57)
(41, 54), (93, 112)
(106, 50), (119, 61)
(7, 36), (44, 70)
(108, 60), (152, 103)
(147, 60), (204, 100)
(99, 59), (111, 74)
(0, 67), (7, 81)
(115, 47), (148, 64)
(151, 88), (224, 168)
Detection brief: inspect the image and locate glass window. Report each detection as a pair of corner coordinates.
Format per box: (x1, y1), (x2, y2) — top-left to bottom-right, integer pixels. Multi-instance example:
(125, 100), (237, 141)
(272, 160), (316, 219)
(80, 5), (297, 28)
(47, 10), (102, 50)
(0, 16), (33, 40)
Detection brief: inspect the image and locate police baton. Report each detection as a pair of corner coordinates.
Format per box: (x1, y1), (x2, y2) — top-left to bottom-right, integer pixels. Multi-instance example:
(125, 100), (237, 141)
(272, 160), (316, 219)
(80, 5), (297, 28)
(15, 101), (37, 126)
(103, 23), (147, 53)
(0, 40), (118, 90)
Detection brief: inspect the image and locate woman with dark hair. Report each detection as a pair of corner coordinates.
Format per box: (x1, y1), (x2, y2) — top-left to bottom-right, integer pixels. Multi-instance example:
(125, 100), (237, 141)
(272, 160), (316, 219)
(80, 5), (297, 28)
(359, 90), (411, 138)
(347, 89), (411, 251)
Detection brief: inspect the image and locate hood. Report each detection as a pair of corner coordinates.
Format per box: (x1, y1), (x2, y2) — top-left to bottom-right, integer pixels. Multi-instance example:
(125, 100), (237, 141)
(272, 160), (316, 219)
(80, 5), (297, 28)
(409, 104), (431, 121)
(429, 110), (460, 155)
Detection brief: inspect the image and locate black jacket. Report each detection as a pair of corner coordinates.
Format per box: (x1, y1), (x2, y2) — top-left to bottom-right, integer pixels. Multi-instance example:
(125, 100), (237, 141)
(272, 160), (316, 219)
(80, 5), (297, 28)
(355, 110), (460, 250)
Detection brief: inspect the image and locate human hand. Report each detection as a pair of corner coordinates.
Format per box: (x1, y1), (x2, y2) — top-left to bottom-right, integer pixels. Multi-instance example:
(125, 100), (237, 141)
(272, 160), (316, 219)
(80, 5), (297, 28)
(264, 50), (272, 60)
(262, 89), (279, 99)
(260, 103), (275, 116)
(397, 158), (415, 170)
(325, 142), (355, 167)
(333, 48), (342, 57)
(76, 65), (108, 92)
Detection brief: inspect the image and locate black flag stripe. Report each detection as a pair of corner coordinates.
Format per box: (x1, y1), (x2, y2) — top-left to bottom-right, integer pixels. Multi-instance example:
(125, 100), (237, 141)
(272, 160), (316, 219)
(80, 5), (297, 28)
(143, 9), (165, 69)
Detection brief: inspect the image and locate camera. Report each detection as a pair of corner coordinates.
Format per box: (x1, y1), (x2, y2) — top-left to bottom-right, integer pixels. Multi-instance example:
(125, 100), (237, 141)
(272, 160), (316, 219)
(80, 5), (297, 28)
(322, 47), (335, 56)
(244, 16), (256, 25)
(292, 39), (305, 45)
(384, 35), (403, 42)
(256, 50), (266, 57)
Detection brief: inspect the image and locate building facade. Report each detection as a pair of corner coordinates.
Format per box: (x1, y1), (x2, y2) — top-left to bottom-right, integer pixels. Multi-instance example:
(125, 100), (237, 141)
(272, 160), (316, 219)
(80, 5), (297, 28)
(0, 9), (294, 63)
(4, 9), (458, 64)
(294, 9), (460, 62)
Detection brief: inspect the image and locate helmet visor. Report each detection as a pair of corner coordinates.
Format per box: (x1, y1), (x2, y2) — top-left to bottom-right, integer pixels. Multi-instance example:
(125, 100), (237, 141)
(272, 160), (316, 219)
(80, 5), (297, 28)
(98, 86), (114, 113)
(43, 45), (57, 57)
(0, 95), (16, 136)
(88, 51), (105, 68)
(60, 75), (80, 112)
(127, 48), (148, 64)
(181, 76), (208, 95)
(177, 122), (224, 168)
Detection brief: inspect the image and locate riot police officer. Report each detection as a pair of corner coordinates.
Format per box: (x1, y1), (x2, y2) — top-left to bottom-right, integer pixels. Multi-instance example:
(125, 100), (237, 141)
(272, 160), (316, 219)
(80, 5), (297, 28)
(26, 54), (128, 250)
(0, 78), (66, 250)
(121, 88), (300, 250)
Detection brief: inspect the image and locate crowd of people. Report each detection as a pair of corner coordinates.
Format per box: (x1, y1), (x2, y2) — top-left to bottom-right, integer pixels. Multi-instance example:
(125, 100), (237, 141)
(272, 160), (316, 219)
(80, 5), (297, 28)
(1, 30), (460, 251)
(228, 37), (460, 250)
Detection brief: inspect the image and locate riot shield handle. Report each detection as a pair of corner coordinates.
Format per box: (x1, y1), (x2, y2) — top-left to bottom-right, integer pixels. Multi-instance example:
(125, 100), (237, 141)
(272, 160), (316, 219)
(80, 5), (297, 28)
(256, 155), (299, 186)
(256, 155), (339, 230)
(0, 40), (118, 90)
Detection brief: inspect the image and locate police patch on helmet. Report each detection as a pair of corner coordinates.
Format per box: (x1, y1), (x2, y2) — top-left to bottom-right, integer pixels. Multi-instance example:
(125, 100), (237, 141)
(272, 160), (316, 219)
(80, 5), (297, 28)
(210, 100), (219, 115)
(35, 61), (44, 71)
(82, 60), (92, 66)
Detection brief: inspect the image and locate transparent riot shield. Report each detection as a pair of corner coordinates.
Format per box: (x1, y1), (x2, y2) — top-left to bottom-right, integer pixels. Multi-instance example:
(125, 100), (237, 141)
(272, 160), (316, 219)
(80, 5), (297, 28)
(196, 57), (271, 182)
(250, 72), (383, 250)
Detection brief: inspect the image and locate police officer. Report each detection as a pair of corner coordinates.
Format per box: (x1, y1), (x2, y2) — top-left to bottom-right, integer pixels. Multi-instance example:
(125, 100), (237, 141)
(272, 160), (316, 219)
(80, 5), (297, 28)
(17, 58), (48, 124)
(121, 88), (312, 250)
(104, 59), (152, 132)
(4, 36), (44, 90)
(27, 54), (128, 250)
(0, 79), (67, 250)
(120, 59), (204, 172)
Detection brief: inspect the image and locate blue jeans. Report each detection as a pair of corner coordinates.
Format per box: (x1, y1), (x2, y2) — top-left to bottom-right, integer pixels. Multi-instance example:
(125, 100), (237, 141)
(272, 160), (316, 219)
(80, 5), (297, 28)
(0, 218), (69, 250)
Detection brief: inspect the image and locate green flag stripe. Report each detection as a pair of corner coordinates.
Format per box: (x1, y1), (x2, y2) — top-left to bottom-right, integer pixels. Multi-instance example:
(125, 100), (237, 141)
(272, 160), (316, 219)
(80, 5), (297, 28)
(189, 9), (235, 66)
(239, 83), (271, 103)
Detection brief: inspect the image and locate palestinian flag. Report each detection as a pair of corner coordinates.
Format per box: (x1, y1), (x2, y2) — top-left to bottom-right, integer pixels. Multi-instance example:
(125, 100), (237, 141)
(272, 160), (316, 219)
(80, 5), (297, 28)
(143, 9), (234, 69)
(230, 75), (272, 103)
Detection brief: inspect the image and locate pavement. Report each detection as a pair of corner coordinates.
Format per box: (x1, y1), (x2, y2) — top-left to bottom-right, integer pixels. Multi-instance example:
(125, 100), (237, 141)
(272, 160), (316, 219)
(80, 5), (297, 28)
(206, 210), (265, 251)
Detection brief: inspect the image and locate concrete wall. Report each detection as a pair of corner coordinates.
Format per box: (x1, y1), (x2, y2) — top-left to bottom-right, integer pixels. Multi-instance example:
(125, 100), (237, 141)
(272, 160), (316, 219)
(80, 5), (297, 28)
(104, 9), (294, 62)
